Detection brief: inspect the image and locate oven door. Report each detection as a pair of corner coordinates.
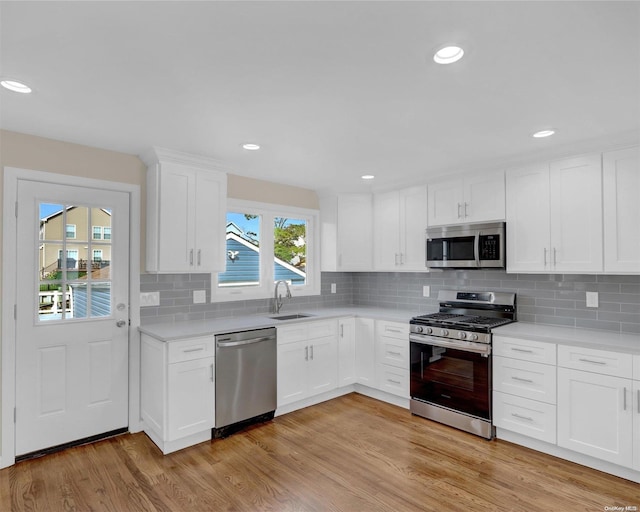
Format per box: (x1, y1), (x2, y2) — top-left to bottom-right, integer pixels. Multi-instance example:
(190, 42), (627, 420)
(410, 336), (491, 421)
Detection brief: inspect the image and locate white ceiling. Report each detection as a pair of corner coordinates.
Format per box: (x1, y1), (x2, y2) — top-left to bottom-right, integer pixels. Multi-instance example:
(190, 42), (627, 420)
(1, 1), (639, 194)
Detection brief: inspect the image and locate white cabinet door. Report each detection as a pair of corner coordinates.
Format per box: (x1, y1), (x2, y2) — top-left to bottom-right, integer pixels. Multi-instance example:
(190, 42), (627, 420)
(603, 146), (640, 273)
(428, 179), (464, 226)
(463, 171), (506, 223)
(557, 367), (633, 467)
(634, 380), (640, 471)
(355, 318), (376, 386)
(338, 318), (357, 387)
(549, 154), (603, 272)
(373, 191), (400, 270)
(337, 194), (373, 270)
(399, 186), (428, 270)
(167, 357), (215, 441)
(277, 340), (308, 406)
(308, 336), (338, 395)
(194, 170), (226, 272)
(506, 164), (551, 272)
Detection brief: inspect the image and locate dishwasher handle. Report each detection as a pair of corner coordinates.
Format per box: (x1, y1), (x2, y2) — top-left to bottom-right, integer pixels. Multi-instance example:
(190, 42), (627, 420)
(217, 335), (275, 348)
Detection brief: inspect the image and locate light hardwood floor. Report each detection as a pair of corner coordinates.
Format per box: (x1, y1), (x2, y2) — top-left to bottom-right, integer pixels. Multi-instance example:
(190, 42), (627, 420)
(1, 393), (638, 511)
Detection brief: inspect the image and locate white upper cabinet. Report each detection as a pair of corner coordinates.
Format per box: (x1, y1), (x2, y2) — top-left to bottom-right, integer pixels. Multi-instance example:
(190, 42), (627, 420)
(144, 147), (227, 273)
(506, 154), (603, 273)
(427, 171), (505, 226)
(320, 194), (373, 271)
(603, 146), (640, 273)
(373, 186), (428, 271)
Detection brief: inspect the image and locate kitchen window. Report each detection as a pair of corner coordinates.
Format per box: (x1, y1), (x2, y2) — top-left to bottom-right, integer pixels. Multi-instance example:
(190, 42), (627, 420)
(212, 199), (320, 301)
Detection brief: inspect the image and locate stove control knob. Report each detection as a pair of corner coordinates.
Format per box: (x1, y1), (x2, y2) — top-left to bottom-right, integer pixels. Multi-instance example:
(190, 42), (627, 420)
(425, 327), (433, 335)
(441, 329), (449, 336)
(470, 333), (479, 341)
(459, 331), (467, 339)
(415, 326), (424, 333)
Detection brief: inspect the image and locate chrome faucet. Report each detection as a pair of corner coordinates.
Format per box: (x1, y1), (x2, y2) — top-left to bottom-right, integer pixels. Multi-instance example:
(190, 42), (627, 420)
(273, 280), (292, 314)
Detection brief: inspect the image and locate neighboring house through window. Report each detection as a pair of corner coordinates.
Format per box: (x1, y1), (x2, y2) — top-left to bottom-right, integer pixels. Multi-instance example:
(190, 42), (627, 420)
(66, 224), (76, 239)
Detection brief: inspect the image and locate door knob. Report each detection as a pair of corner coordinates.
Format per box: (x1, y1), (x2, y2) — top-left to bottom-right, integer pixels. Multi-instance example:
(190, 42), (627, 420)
(116, 320), (127, 328)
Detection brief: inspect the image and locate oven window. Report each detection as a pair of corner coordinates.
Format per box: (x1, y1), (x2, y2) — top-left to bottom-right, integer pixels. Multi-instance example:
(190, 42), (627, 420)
(410, 342), (491, 420)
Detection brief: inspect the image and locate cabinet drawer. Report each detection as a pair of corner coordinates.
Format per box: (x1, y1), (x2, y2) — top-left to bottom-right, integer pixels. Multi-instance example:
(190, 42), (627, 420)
(493, 391), (557, 444)
(558, 345), (632, 378)
(493, 356), (556, 404)
(377, 337), (408, 369)
(308, 319), (338, 340)
(168, 336), (215, 364)
(376, 320), (409, 340)
(377, 365), (409, 398)
(493, 336), (556, 365)
(277, 324), (309, 344)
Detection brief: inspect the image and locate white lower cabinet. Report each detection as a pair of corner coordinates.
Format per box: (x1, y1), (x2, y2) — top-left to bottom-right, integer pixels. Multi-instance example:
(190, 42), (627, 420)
(493, 336), (557, 444)
(355, 318), (376, 386)
(338, 317), (356, 386)
(277, 319), (338, 407)
(557, 367), (633, 468)
(141, 334), (215, 454)
(375, 320), (409, 398)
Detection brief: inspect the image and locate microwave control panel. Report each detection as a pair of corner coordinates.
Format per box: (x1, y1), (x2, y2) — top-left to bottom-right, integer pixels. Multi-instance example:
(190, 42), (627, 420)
(479, 235), (500, 260)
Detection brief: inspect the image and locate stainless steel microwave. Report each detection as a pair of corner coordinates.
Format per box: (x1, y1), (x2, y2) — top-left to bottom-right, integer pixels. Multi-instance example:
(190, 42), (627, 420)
(426, 222), (505, 269)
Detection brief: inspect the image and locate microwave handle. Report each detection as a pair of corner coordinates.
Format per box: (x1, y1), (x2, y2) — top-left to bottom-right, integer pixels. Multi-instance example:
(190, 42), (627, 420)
(475, 233), (481, 267)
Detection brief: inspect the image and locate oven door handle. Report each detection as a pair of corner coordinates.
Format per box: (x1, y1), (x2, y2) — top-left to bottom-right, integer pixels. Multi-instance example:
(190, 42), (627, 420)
(410, 334), (491, 356)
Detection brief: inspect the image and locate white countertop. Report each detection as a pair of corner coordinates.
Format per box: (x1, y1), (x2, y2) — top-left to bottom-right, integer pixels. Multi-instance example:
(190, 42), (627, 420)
(493, 322), (640, 354)
(138, 306), (422, 341)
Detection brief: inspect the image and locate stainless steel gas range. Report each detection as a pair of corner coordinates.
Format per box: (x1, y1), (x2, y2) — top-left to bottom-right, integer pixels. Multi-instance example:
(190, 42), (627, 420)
(409, 290), (516, 439)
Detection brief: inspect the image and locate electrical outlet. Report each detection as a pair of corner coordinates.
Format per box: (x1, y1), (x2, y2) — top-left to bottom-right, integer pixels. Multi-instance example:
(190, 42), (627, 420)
(423, 285), (430, 297)
(140, 291), (160, 307)
(331, 283), (337, 294)
(193, 290), (206, 304)
(586, 291), (599, 308)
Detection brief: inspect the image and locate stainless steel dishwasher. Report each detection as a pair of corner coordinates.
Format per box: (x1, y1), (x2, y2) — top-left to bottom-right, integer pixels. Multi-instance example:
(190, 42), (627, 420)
(213, 327), (277, 438)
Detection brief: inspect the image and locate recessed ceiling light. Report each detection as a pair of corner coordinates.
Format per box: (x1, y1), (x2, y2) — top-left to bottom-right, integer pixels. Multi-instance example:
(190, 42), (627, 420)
(532, 130), (555, 138)
(1, 79), (32, 94)
(242, 143), (260, 150)
(433, 46), (464, 64)
(361, 175), (375, 180)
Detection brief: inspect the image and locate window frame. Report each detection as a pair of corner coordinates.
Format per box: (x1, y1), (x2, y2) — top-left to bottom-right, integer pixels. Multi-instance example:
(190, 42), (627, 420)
(211, 199), (320, 302)
(66, 224), (76, 239)
(92, 226), (102, 240)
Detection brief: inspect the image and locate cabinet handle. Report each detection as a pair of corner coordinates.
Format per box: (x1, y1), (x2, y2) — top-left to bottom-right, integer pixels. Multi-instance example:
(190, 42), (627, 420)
(511, 413), (534, 422)
(543, 248), (547, 267)
(623, 387), (628, 411)
(189, 249), (194, 265)
(511, 347), (534, 353)
(388, 379), (401, 385)
(511, 376), (534, 383)
(553, 247), (557, 267)
(578, 358), (606, 365)
(310, 345), (314, 360)
(387, 328), (403, 334)
(457, 203), (462, 219)
(183, 347), (204, 353)
(340, 324), (344, 338)
(210, 363), (214, 382)
(388, 351), (402, 356)
(464, 202), (468, 218)
(197, 249), (201, 266)
(399, 253), (404, 265)
(305, 346), (309, 361)
(395, 253), (399, 265)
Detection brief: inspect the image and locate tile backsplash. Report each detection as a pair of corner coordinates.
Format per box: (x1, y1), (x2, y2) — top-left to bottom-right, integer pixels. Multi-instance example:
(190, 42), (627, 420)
(140, 271), (640, 334)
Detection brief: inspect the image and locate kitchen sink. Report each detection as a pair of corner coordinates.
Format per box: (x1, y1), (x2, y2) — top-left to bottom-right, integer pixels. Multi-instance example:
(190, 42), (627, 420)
(269, 313), (314, 321)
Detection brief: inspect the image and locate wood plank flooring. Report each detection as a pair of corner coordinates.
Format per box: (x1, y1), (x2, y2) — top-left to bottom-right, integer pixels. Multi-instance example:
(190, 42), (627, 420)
(1, 393), (638, 511)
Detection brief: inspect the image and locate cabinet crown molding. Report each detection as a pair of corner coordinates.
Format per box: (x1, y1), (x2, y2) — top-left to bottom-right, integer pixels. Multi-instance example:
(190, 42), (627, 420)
(140, 146), (230, 174)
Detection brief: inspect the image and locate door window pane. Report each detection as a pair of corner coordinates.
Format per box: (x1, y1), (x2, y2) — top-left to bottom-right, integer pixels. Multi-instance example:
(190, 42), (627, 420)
(274, 217), (307, 286)
(37, 203), (113, 321)
(218, 212), (261, 288)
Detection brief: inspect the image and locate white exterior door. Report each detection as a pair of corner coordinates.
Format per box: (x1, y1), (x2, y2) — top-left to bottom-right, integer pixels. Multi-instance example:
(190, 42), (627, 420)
(15, 180), (130, 456)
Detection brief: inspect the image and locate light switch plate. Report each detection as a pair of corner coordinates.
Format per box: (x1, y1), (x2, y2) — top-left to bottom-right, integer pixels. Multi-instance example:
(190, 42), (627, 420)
(331, 283), (337, 294)
(423, 286), (430, 297)
(193, 290), (206, 304)
(586, 291), (599, 308)
(140, 291), (160, 307)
